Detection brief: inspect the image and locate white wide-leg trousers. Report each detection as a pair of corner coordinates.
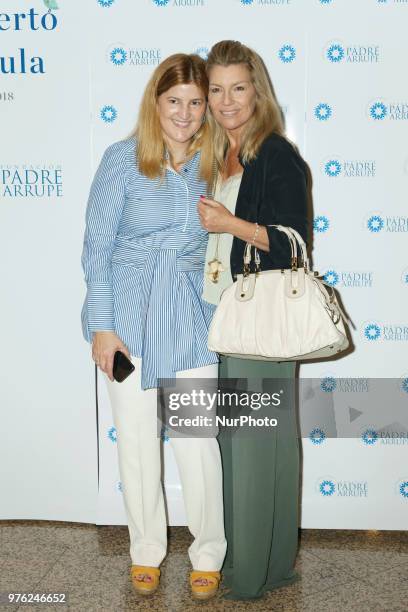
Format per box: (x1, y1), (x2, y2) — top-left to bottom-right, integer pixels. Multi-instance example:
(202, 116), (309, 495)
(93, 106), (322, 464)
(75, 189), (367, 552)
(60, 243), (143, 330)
(103, 357), (227, 571)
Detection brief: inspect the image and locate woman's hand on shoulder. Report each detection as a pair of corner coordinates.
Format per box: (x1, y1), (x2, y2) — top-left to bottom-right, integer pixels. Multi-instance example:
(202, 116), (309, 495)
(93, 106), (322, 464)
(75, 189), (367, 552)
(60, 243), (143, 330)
(92, 331), (131, 382)
(198, 197), (234, 233)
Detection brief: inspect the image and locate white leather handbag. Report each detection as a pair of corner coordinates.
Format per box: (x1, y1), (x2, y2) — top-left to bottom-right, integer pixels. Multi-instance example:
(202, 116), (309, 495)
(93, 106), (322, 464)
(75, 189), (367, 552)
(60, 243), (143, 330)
(207, 225), (350, 361)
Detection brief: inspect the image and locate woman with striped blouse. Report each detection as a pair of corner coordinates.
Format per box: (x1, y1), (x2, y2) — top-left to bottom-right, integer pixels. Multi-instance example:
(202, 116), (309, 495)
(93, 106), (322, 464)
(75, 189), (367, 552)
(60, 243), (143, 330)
(81, 54), (226, 600)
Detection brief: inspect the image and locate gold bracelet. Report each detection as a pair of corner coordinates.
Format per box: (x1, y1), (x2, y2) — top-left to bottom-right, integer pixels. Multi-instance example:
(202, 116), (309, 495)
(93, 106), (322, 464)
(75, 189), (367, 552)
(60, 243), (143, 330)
(251, 222), (260, 244)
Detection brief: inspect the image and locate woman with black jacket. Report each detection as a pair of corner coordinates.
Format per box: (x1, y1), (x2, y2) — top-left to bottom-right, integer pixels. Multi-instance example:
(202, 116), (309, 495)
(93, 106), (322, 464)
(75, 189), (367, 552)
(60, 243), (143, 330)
(198, 40), (309, 600)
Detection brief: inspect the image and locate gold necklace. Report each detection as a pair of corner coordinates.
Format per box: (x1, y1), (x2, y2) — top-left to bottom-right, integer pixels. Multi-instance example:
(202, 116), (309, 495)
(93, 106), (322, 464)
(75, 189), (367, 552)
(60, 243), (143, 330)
(206, 239), (225, 283)
(206, 173), (225, 283)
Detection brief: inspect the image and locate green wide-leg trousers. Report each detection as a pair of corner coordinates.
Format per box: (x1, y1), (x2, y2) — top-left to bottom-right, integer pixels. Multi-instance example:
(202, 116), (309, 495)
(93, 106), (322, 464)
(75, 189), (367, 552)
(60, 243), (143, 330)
(218, 355), (301, 600)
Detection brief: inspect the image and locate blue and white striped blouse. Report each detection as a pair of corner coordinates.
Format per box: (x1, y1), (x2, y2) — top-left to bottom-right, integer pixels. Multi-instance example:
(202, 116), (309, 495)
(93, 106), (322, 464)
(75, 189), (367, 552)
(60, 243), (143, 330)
(81, 137), (218, 390)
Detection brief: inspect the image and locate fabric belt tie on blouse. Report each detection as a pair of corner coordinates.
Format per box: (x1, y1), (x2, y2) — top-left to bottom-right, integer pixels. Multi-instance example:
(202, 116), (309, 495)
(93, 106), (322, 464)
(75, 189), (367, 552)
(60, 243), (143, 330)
(122, 246), (210, 390)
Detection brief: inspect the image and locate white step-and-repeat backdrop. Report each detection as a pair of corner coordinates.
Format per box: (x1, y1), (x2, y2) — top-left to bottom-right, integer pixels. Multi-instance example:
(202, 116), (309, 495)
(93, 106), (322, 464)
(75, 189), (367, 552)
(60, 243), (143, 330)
(1, 0), (407, 529)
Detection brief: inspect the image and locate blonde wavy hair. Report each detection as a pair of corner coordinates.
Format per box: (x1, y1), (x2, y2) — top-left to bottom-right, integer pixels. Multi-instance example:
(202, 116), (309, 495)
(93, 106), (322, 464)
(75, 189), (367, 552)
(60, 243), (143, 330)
(130, 53), (213, 184)
(206, 40), (285, 172)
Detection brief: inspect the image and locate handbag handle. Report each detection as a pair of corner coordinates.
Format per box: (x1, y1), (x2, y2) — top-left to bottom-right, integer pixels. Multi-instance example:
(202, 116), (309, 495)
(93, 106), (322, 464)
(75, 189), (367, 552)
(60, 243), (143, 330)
(268, 224), (310, 271)
(243, 242), (261, 277)
(285, 226), (309, 271)
(241, 224), (308, 275)
(241, 225), (298, 275)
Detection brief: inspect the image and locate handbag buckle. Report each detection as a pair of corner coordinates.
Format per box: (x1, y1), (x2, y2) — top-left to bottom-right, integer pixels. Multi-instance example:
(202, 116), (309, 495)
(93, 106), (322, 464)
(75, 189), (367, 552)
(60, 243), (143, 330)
(242, 243), (261, 277)
(254, 247), (261, 276)
(235, 272), (256, 301)
(332, 311), (341, 325)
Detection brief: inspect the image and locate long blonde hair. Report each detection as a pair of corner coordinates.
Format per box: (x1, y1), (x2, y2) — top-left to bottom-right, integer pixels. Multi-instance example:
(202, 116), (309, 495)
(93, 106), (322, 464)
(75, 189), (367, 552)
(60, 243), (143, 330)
(130, 53), (213, 184)
(206, 40), (285, 171)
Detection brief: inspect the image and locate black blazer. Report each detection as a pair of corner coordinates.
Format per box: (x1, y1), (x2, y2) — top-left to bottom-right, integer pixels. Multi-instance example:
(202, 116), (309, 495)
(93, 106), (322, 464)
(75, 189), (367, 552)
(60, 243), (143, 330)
(231, 132), (309, 278)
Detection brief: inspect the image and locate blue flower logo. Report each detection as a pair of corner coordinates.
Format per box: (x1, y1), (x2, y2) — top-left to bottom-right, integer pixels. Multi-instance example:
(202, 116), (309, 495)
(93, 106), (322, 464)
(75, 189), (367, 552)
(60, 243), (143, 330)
(402, 378), (408, 394)
(327, 44), (345, 63)
(320, 480), (335, 496)
(161, 425), (170, 443)
(315, 103), (332, 121)
(320, 0), (333, 3)
(108, 426), (117, 443)
(370, 102), (387, 120)
(100, 105), (118, 123)
(98, 0), (114, 6)
(110, 47), (127, 66)
(153, 0), (170, 5)
(362, 429), (378, 445)
(364, 323), (381, 341)
(241, 0), (254, 4)
(195, 47), (209, 60)
(313, 215), (330, 233)
(325, 160), (342, 177)
(279, 45), (296, 63)
(400, 481), (408, 498)
(321, 376), (336, 392)
(367, 215), (384, 233)
(324, 270), (339, 287)
(309, 428), (326, 445)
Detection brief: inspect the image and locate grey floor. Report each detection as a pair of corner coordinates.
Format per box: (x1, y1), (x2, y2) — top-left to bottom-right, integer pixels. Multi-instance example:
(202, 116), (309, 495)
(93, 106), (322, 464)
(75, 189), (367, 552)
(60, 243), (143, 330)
(0, 521), (407, 611)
